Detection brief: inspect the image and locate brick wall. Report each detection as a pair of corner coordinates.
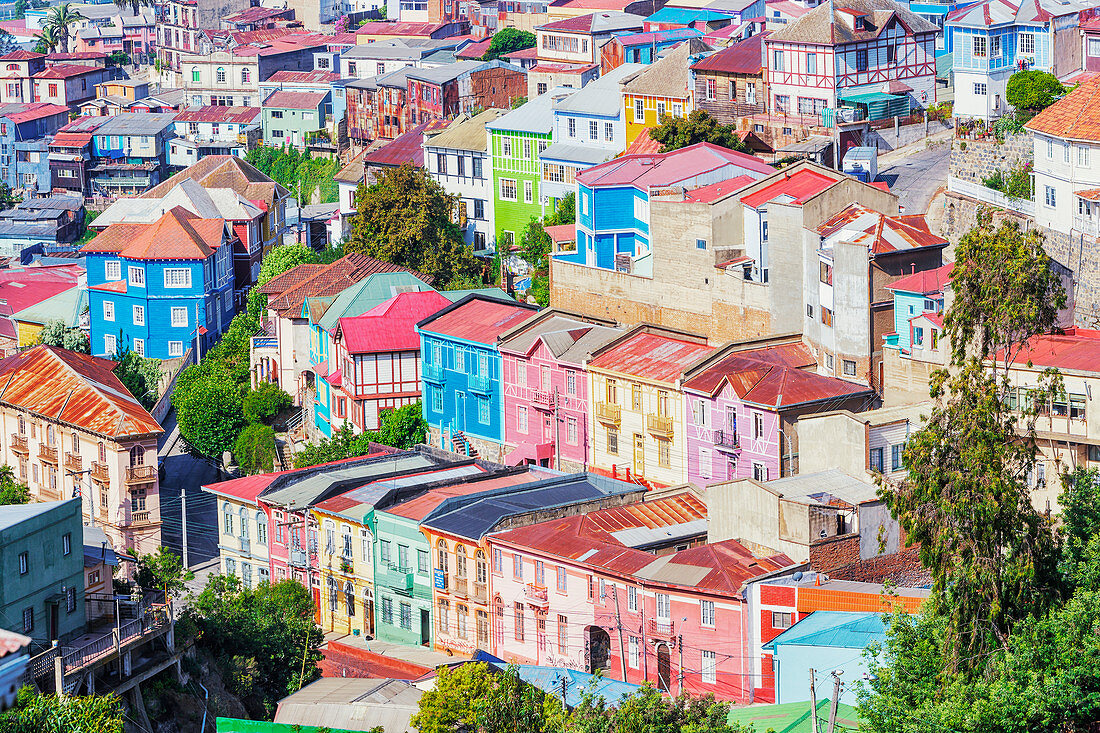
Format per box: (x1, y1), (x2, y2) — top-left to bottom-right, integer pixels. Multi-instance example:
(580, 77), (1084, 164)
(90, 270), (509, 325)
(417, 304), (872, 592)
(808, 532), (860, 571)
(810, 541), (931, 587)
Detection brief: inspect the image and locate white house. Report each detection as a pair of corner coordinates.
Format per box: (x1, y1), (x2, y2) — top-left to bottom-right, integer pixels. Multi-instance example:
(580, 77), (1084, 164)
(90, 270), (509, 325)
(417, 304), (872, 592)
(168, 106), (260, 167)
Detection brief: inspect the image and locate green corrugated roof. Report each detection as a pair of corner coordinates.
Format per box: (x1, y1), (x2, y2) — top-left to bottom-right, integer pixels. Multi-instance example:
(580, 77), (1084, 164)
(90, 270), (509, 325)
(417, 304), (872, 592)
(762, 611), (885, 651)
(10, 285), (86, 327)
(316, 271), (438, 331)
(727, 700), (862, 733)
(215, 718), (362, 733)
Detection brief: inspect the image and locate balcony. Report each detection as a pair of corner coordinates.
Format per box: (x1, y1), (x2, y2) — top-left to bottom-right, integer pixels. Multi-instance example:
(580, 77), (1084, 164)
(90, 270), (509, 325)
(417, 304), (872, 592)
(64, 452), (82, 473)
(468, 373), (491, 394)
(238, 535), (251, 554)
(125, 465), (157, 485)
(39, 444), (58, 463)
(1075, 214), (1100, 238)
(129, 510), (152, 526)
(251, 335), (278, 351)
(91, 461), (109, 483)
(647, 413), (674, 438)
(37, 486), (62, 502)
(423, 362), (444, 383)
(471, 581), (487, 604)
(647, 617), (675, 640)
(713, 430), (740, 452)
(531, 390), (555, 410)
(96, 503), (110, 523)
(453, 576), (468, 598)
(10, 433), (27, 453)
(595, 402), (621, 425)
(289, 549), (308, 568)
(387, 564), (414, 594)
(524, 583), (549, 609)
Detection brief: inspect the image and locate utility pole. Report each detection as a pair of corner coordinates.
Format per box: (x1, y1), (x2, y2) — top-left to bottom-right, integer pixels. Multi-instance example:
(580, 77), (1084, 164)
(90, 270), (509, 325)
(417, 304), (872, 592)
(809, 669), (820, 733)
(611, 585), (627, 681)
(826, 671), (843, 733)
(677, 634), (684, 695)
(640, 605), (647, 684)
(180, 484), (188, 569)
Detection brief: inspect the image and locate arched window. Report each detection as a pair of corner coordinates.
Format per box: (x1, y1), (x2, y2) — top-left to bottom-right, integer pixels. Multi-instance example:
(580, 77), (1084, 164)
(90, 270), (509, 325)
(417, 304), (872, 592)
(191, 67), (200, 83)
(456, 546), (467, 579)
(437, 539), (448, 573)
(238, 507), (249, 540)
(223, 502), (234, 535)
(324, 518), (335, 554)
(492, 597), (504, 648)
(5, 64), (17, 71)
(46, 424), (55, 446)
(241, 67), (250, 84)
(216, 67), (226, 83)
(344, 581), (355, 616)
(70, 432), (78, 454)
(328, 576), (338, 612)
(476, 551), (487, 585)
(129, 444), (145, 467)
(256, 513), (267, 544)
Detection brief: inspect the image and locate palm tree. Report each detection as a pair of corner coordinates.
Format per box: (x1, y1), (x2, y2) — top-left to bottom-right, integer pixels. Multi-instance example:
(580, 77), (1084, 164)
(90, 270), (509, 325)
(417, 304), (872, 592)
(45, 3), (83, 54)
(32, 25), (57, 54)
(113, 0), (153, 16)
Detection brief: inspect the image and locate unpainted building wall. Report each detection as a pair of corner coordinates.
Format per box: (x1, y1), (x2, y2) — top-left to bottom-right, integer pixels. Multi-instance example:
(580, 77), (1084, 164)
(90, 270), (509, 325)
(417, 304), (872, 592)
(464, 67), (528, 112)
(196, 0), (251, 29)
(1053, 24), (1082, 79)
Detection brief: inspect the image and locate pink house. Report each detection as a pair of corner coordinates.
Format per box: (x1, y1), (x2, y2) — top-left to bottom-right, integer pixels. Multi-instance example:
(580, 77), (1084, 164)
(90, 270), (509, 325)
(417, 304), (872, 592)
(682, 339), (875, 485)
(486, 490), (792, 702)
(498, 310), (623, 471)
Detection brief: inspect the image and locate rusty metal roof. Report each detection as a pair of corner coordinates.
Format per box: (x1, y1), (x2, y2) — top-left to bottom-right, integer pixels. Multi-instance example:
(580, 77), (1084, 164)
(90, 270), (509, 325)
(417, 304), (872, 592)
(416, 294), (538, 345)
(587, 328), (713, 384)
(0, 345), (162, 438)
(816, 204), (947, 255)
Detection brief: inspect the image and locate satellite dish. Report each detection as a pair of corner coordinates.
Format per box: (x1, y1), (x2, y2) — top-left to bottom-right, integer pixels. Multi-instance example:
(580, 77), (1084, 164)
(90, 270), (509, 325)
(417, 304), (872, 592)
(792, 571), (804, 581)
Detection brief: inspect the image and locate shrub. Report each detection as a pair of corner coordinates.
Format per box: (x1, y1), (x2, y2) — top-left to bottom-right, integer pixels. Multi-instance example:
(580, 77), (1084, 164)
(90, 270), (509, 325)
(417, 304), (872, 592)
(1006, 70), (1064, 112)
(243, 382), (292, 424)
(233, 423), (278, 474)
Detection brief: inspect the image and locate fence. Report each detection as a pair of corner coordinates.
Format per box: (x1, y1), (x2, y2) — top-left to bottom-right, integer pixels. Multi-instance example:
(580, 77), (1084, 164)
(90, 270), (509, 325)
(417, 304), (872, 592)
(947, 175), (1035, 217)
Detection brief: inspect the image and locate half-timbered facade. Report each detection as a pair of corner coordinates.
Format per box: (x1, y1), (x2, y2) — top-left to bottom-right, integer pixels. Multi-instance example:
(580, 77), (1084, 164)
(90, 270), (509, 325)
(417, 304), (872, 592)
(764, 0), (938, 121)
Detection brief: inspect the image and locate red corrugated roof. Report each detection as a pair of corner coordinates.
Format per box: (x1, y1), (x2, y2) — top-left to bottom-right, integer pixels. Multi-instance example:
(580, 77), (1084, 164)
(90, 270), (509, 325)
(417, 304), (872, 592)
(418, 296), (536, 345)
(5, 103), (68, 123)
(0, 345), (162, 438)
(356, 20), (448, 35)
(543, 223), (576, 243)
(683, 175), (755, 203)
(266, 69), (341, 84)
(505, 47), (538, 59)
(886, 263), (953, 295)
(174, 105), (260, 123)
(588, 331), (713, 383)
(816, 204), (947, 255)
(690, 30), (769, 74)
(362, 119), (448, 168)
(263, 90), (326, 110)
(0, 266), (81, 313)
(740, 168), (840, 209)
(34, 64), (98, 79)
(0, 50), (43, 61)
(47, 51), (107, 60)
(338, 290), (452, 354)
(995, 329), (1100, 372)
(577, 142), (773, 189)
(263, 254), (431, 318)
(457, 38), (492, 58)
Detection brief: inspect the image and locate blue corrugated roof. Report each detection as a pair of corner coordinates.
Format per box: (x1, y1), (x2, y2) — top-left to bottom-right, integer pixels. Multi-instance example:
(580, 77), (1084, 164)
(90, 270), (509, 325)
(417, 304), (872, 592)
(486, 663), (643, 708)
(762, 611), (886, 651)
(644, 6), (735, 23)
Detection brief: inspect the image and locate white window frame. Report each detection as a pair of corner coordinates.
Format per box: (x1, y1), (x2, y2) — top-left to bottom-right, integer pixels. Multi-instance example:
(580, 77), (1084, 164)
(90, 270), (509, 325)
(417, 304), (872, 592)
(164, 268), (192, 288)
(171, 306), (188, 327)
(168, 341), (184, 357)
(133, 304), (144, 326)
(128, 265), (145, 287)
(104, 334), (116, 355)
(103, 301), (114, 321)
(105, 260), (121, 280)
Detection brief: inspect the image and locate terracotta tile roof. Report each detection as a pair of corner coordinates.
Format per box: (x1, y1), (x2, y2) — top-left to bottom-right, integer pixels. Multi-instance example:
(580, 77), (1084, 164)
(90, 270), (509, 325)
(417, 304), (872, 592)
(588, 329), (714, 383)
(82, 206), (224, 260)
(258, 263), (327, 295)
(690, 30), (769, 74)
(0, 345), (162, 438)
(1026, 77), (1100, 141)
(265, 253), (432, 318)
(338, 290), (452, 354)
(142, 155), (289, 208)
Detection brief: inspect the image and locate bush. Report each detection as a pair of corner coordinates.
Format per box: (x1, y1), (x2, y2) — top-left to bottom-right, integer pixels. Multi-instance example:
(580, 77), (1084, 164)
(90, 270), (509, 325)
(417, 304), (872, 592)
(38, 320), (89, 353)
(172, 375), (246, 459)
(233, 423), (278, 474)
(1006, 69), (1064, 112)
(981, 161), (1033, 200)
(243, 382), (292, 424)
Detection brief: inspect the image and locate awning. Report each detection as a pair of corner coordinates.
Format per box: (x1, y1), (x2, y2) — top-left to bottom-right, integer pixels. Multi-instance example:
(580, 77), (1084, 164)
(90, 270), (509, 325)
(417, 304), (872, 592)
(837, 90), (910, 121)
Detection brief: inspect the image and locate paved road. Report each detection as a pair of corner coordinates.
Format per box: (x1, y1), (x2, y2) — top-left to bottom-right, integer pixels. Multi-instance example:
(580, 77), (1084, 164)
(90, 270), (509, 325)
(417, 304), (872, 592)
(878, 139), (952, 216)
(157, 408), (222, 570)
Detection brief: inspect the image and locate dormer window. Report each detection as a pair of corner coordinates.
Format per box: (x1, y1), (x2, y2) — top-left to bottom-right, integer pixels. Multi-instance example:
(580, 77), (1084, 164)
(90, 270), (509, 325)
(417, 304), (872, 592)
(854, 14), (868, 29)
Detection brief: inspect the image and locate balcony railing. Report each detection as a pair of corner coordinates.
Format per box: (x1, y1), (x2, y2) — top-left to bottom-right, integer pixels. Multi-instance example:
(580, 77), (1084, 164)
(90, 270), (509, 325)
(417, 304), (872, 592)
(125, 465), (157, 484)
(453, 576), (468, 598)
(238, 535), (250, 553)
(713, 430), (739, 451)
(39, 445), (58, 463)
(91, 461), (109, 483)
(251, 335), (278, 351)
(1074, 214), (1100, 237)
(64, 452), (82, 472)
(468, 373), (491, 394)
(387, 564), (414, 594)
(531, 390), (555, 410)
(595, 402), (621, 425)
(472, 580), (487, 604)
(10, 433), (27, 453)
(129, 510), (152, 525)
(423, 362), (444, 383)
(647, 617), (675, 639)
(524, 583), (549, 608)
(647, 413), (674, 438)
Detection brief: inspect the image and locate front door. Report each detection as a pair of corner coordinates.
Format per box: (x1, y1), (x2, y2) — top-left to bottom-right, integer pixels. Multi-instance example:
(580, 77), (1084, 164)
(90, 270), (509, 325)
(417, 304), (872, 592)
(633, 434), (645, 477)
(455, 392), (466, 433)
(420, 608), (431, 646)
(543, 415), (553, 442)
(48, 602), (58, 642)
(657, 643), (671, 692)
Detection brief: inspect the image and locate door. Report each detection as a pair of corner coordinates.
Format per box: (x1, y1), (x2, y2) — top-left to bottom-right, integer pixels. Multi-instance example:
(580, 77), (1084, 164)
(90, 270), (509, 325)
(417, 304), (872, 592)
(420, 608), (431, 646)
(633, 434), (645, 477)
(455, 392), (466, 433)
(543, 415), (553, 442)
(49, 603), (58, 642)
(657, 643), (671, 692)
(586, 626), (610, 673)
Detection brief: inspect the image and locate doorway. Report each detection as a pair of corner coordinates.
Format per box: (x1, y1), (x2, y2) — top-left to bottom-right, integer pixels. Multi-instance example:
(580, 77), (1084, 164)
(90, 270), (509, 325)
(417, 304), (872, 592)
(48, 602), (58, 642)
(633, 434), (645, 477)
(420, 609), (431, 646)
(586, 626), (610, 673)
(656, 643), (671, 692)
(455, 392), (466, 433)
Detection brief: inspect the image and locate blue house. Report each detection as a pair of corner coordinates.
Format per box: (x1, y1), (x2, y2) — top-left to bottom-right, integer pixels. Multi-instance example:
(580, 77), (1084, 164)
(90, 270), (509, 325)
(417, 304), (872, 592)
(883, 263), (951, 355)
(908, 0), (980, 57)
(0, 102), (70, 193)
(763, 611), (887, 707)
(88, 113), (177, 197)
(416, 294), (537, 460)
(561, 142), (773, 276)
(607, 28), (703, 65)
(84, 205), (236, 360)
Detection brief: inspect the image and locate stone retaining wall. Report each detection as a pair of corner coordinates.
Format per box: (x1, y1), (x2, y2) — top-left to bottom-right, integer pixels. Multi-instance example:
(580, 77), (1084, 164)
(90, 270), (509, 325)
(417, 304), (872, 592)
(948, 131), (1033, 184)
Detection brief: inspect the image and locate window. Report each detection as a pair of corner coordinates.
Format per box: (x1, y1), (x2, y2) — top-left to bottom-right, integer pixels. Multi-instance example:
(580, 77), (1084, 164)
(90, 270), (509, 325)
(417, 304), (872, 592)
(587, 120), (597, 140)
(607, 426), (618, 455)
(1020, 32), (1035, 55)
(658, 439), (670, 467)
(1091, 38), (1100, 57)
(164, 268), (192, 288)
(18, 551), (27, 575)
(438, 599), (449, 633)
(381, 596), (393, 624)
(436, 153), (447, 174)
(973, 35), (987, 57)
(991, 35), (1001, 58)
(216, 67), (226, 83)
(604, 122), (613, 142)
(513, 553), (523, 580)
(807, 52), (817, 75)
(133, 305), (145, 326)
(555, 564), (567, 592)
(627, 635), (640, 668)
(798, 97), (825, 116)
(1046, 185), (1056, 208)
(493, 547), (502, 573)
(257, 514), (267, 544)
(134, 339), (144, 357)
(870, 446), (885, 472)
(500, 178), (517, 201)
(1081, 145), (1091, 167)
(523, 140), (531, 159)
(103, 301), (114, 321)
(191, 67), (200, 82)
(168, 341), (184, 357)
(772, 611), (793, 629)
(567, 371), (576, 395)
(891, 444), (904, 471)
(775, 94), (790, 113)
(821, 306), (834, 327)
(567, 417), (577, 444)
(973, 82), (987, 96)
(104, 333), (116, 356)
(22, 607), (32, 633)
(701, 599), (715, 627)
(628, 585), (638, 612)
(514, 602), (525, 641)
(517, 405), (528, 434)
(855, 49), (868, 71)
(705, 77), (717, 100)
(105, 261), (121, 280)
(379, 539), (391, 563)
(702, 650), (716, 684)
(696, 238), (707, 250)
(400, 602), (411, 630)
(753, 412), (764, 439)
(634, 98), (644, 123)
(241, 68), (250, 83)
(557, 614), (568, 653)
(524, 180), (533, 203)
(773, 50), (784, 71)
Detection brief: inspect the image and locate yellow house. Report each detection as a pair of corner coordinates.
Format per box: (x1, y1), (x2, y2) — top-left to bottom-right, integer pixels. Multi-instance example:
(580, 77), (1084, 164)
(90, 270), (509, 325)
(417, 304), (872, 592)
(10, 286), (87, 348)
(311, 493), (377, 638)
(622, 41), (700, 147)
(585, 325), (713, 487)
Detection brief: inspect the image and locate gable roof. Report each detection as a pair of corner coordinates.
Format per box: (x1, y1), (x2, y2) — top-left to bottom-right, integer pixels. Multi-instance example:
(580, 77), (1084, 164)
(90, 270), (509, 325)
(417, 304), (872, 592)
(552, 63), (645, 116)
(946, 0), (1090, 27)
(587, 328), (714, 383)
(576, 141), (773, 189)
(767, 0), (937, 45)
(425, 108), (507, 153)
(621, 39), (706, 98)
(498, 312), (624, 365)
(263, 254), (432, 318)
(416, 294), (538, 345)
(362, 119), (448, 168)
(0, 345), (162, 438)
(142, 155), (289, 207)
(536, 11), (645, 33)
(338, 290), (452, 354)
(1026, 76), (1100, 142)
(262, 90), (327, 110)
(816, 204), (947, 255)
(82, 206), (224, 260)
(691, 30), (769, 74)
(740, 167), (841, 209)
(886, 263), (953, 295)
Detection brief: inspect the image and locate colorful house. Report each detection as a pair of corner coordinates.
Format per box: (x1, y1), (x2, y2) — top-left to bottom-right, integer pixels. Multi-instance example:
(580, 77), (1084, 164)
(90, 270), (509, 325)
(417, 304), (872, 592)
(681, 339), (875, 485)
(585, 325), (715, 488)
(204, 469), (273, 589)
(883, 263), (951, 355)
(487, 87), (575, 246)
(498, 310), (623, 471)
(417, 294), (539, 461)
(84, 206), (236, 359)
(261, 90), (328, 149)
(622, 40), (709, 147)
(600, 28), (705, 72)
(691, 31), (770, 124)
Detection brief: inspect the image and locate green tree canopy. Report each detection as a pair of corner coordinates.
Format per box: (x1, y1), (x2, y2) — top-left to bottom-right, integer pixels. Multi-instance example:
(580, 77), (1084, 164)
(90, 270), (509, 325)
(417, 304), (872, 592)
(135, 546), (194, 600)
(0, 692), (124, 733)
(482, 28), (536, 61)
(649, 110), (748, 153)
(113, 347), (161, 410)
(37, 320), (89, 353)
(347, 164), (478, 285)
(246, 147), (340, 205)
(233, 422), (279, 474)
(293, 403), (427, 468)
(1005, 70), (1064, 112)
(172, 371), (246, 459)
(243, 382), (293, 424)
(258, 244), (321, 287)
(45, 3), (83, 53)
(0, 464), (29, 505)
(517, 194), (574, 306)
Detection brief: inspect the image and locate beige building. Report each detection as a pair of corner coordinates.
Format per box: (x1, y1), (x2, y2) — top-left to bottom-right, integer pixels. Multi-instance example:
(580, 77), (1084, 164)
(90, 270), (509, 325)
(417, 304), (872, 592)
(0, 346), (163, 561)
(798, 402), (930, 484)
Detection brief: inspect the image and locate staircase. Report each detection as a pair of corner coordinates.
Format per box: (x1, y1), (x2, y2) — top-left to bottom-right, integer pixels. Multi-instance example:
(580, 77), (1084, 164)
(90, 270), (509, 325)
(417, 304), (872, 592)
(451, 431), (479, 458)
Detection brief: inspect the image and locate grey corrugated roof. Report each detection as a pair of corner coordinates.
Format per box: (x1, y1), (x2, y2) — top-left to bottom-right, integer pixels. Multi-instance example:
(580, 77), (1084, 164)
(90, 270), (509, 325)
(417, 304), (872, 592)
(488, 87), (576, 135)
(763, 468), (879, 506)
(552, 62), (644, 116)
(539, 142), (618, 165)
(377, 67), (413, 89)
(343, 38), (456, 60)
(406, 59), (488, 84)
(425, 108), (507, 152)
(260, 454), (437, 508)
(499, 314), (623, 365)
(95, 112), (177, 136)
(611, 518), (709, 549)
(19, 194), (82, 212)
(274, 678), (422, 731)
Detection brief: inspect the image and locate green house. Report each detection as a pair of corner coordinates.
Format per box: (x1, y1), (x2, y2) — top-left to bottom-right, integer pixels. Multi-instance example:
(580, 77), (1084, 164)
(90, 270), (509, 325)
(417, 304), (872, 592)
(261, 89), (329, 149)
(486, 88), (574, 247)
(367, 503), (437, 647)
(0, 499), (86, 646)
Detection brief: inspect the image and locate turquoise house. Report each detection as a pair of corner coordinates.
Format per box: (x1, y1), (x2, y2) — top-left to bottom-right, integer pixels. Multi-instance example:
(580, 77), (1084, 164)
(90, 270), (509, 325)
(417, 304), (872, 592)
(0, 499), (86, 646)
(883, 263), (950, 354)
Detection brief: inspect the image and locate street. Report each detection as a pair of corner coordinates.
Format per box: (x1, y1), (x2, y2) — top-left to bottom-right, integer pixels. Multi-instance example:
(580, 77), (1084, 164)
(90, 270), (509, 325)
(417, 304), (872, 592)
(157, 408), (222, 571)
(877, 137), (952, 215)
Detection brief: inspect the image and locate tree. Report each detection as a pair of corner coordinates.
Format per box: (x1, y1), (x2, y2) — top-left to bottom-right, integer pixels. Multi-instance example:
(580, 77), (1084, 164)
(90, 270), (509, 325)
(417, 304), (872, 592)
(293, 423), (374, 469)
(0, 692), (125, 733)
(347, 164), (477, 285)
(105, 50), (130, 66)
(649, 110), (748, 153)
(32, 25), (57, 54)
(113, 347), (161, 410)
(135, 546), (194, 600)
(38, 320), (89, 353)
(172, 373), (246, 459)
(112, 0), (153, 15)
(293, 402), (428, 468)
(374, 402), (428, 449)
(257, 244), (321, 287)
(879, 214), (1066, 674)
(186, 575), (323, 718)
(14, 0), (27, 20)
(482, 28), (536, 61)
(518, 193), (574, 307)
(245, 146), (340, 205)
(45, 3), (84, 53)
(0, 29), (17, 55)
(1006, 70), (1064, 113)
(242, 382), (293, 424)
(412, 662), (494, 733)
(0, 464), (29, 505)
(233, 423), (278, 474)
